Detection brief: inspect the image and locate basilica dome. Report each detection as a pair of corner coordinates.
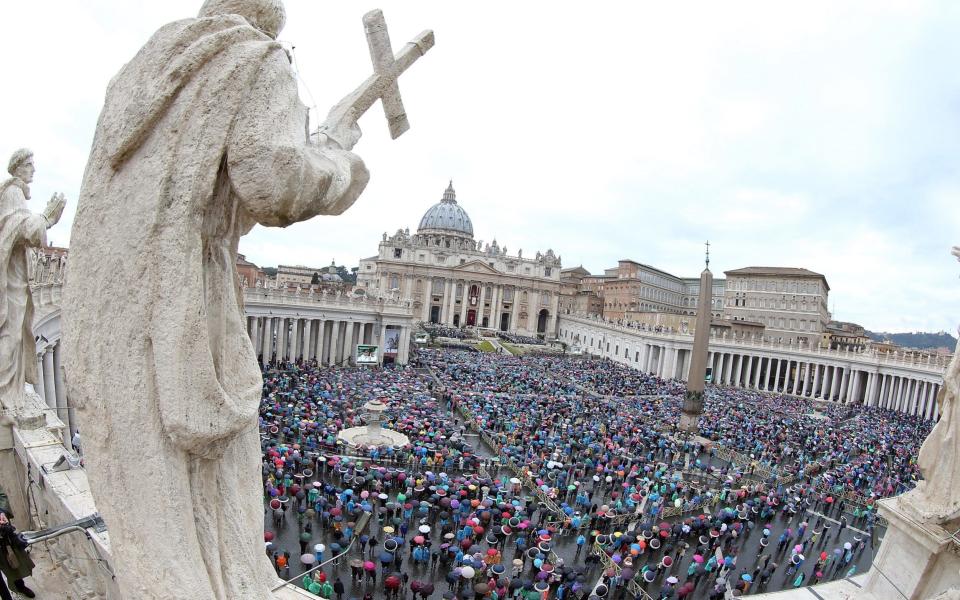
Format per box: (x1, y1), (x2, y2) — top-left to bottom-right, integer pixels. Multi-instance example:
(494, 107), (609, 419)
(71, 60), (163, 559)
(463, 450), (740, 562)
(417, 181), (474, 238)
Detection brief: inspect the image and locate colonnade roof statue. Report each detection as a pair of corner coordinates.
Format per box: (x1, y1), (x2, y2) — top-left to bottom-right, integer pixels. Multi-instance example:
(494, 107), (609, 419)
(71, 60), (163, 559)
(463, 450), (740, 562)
(61, 1), (433, 598)
(0, 149), (65, 424)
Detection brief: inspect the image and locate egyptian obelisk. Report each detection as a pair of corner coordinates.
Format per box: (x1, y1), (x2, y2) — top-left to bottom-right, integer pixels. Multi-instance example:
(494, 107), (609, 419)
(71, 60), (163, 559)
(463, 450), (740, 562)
(679, 243), (713, 433)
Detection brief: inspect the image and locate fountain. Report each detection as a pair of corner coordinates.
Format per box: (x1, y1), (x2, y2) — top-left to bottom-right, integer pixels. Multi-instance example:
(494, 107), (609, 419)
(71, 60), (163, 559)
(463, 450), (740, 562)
(337, 399), (410, 449)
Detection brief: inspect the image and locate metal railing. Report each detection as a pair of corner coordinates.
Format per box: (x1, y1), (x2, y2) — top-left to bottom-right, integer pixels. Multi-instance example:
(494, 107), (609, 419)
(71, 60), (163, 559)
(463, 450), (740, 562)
(271, 511), (371, 592)
(591, 542), (656, 600)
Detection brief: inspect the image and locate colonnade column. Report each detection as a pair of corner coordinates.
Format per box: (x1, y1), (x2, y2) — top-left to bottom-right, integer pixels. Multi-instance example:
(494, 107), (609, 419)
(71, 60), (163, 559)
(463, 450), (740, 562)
(377, 323), (388, 365)
(351, 323), (362, 365)
(765, 358), (774, 391)
(328, 320), (341, 366)
(477, 286), (488, 327)
(878, 375), (889, 408)
(398, 327), (411, 364)
(52, 342), (72, 445)
(815, 364), (825, 398)
(42, 346), (56, 411)
(446, 281), (458, 326)
(459, 283), (469, 327)
(837, 368), (849, 402)
(491, 286), (502, 330)
(854, 371), (865, 405)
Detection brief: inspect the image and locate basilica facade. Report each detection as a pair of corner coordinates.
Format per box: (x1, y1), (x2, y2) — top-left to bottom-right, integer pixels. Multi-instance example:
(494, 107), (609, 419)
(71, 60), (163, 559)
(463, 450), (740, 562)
(357, 183), (562, 337)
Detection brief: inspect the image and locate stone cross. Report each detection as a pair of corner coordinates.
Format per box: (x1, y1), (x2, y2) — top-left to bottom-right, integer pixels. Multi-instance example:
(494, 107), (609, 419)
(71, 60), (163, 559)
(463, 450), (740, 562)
(361, 10), (434, 139)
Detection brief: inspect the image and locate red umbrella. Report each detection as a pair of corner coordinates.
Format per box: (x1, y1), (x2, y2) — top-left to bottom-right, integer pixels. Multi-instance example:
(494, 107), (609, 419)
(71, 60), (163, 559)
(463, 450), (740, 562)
(264, 531), (275, 542)
(385, 575), (401, 589)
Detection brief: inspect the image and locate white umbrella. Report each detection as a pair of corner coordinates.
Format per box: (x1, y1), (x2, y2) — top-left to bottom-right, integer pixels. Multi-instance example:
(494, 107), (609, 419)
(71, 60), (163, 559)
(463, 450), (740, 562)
(419, 525), (431, 534)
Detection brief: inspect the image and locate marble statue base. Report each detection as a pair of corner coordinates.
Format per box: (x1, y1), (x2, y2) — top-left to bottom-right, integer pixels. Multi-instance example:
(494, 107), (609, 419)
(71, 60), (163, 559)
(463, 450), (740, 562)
(0, 385), (66, 448)
(859, 497), (960, 600)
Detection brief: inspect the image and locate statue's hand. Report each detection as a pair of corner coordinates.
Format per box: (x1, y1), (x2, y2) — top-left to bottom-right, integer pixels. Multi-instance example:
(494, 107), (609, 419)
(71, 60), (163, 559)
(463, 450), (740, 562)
(315, 96), (363, 151)
(43, 193), (66, 226)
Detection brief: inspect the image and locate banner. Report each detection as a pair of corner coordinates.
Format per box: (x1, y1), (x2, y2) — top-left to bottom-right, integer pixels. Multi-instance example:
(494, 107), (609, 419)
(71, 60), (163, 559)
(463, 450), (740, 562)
(383, 328), (401, 356)
(356, 345), (379, 365)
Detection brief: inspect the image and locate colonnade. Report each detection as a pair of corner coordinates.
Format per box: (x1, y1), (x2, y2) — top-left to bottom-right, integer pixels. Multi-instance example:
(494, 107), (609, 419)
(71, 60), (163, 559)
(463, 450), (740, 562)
(560, 315), (946, 421)
(702, 351), (941, 420)
(245, 315), (411, 367)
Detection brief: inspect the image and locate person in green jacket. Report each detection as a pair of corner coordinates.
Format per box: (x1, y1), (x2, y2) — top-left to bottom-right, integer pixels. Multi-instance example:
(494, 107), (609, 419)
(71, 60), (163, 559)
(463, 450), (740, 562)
(0, 487), (35, 599)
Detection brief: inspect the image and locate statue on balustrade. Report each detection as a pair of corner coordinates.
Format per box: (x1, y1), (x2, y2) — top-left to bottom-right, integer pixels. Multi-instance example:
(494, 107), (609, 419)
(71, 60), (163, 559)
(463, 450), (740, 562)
(0, 149), (65, 420)
(901, 245), (960, 527)
(63, 0), (432, 598)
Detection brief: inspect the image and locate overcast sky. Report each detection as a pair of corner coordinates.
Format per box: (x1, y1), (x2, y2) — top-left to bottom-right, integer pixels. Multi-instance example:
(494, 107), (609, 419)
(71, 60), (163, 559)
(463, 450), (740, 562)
(3, 1), (959, 333)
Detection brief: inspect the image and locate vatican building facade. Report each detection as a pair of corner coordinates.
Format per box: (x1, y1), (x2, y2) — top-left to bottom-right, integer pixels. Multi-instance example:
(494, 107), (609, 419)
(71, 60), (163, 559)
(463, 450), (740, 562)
(357, 182), (563, 337)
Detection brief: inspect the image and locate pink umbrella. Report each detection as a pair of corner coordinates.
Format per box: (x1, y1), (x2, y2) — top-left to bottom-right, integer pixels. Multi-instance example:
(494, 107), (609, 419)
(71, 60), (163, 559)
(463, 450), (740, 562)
(692, 554), (704, 564)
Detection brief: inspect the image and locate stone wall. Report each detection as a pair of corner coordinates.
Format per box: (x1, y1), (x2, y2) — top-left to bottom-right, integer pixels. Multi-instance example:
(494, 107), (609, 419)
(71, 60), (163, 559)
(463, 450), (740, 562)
(0, 391), (118, 599)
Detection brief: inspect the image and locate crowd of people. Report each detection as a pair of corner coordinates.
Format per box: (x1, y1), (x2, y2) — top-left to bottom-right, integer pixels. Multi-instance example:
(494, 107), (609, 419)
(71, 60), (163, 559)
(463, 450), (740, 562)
(258, 347), (932, 600)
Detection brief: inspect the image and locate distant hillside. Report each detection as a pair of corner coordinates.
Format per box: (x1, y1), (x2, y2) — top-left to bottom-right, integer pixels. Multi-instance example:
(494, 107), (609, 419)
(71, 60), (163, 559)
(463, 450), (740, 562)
(866, 330), (957, 350)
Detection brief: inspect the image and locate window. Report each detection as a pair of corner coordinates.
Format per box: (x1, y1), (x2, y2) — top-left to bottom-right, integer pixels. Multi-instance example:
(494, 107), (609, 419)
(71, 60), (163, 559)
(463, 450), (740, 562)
(389, 275), (399, 289)
(508, 264), (515, 272)
(544, 267), (552, 277)
(460, 259), (466, 265)
(418, 254), (425, 262)
(393, 248), (402, 258)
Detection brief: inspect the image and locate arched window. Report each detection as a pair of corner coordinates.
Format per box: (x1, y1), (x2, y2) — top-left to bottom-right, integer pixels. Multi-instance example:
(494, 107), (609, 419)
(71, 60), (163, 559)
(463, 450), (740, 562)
(389, 275), (399, 290)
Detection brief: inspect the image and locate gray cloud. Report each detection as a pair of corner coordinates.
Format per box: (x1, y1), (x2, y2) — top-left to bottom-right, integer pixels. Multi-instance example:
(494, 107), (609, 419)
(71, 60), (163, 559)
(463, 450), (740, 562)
(2, 0), (958, 332)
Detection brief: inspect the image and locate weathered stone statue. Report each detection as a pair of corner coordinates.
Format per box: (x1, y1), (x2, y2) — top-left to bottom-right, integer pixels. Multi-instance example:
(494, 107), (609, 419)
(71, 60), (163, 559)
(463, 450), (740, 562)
(0, 149), (65, 420)
(63, 1), (432, 598)
(901, 245), (960, 527)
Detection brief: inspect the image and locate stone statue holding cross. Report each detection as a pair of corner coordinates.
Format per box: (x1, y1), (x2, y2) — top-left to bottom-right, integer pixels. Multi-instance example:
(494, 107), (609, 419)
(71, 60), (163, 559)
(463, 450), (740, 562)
(62, 1), (433, 598)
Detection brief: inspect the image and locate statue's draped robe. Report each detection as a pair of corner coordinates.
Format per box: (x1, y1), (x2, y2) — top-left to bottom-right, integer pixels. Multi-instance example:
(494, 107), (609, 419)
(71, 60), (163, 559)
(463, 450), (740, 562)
(0, 179), (45, 408)
(910, 339), (960, 524)
(63, 14), (367, 599)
